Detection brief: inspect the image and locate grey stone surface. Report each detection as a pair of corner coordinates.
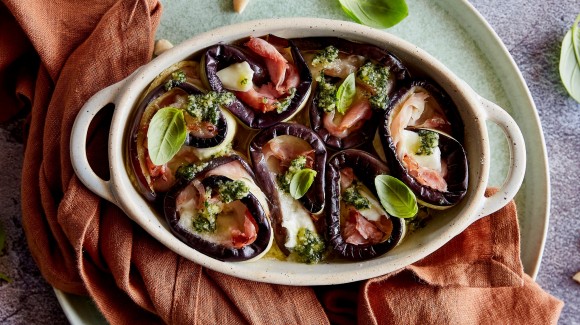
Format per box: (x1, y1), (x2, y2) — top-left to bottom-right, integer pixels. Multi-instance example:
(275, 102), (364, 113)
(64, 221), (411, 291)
(0, 123), (67, 324)
(470, 1), (580, 324)
(0, 1), (578, 324)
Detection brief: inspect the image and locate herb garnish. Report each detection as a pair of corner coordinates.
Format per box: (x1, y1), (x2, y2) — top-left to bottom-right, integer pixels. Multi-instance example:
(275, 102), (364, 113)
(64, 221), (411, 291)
(312, 46), (339, 68)
(164, 69), (187, 91)
(375, 174), (418, 218)
(289, 169), (317, 199)
(415, 130), (439, 156)
(336, 73), (356, 114)
(147, 107), (187, 166)
(338, 0), (409, 29)
(343, 182), (371, 210)
(559, 13), (580, 103)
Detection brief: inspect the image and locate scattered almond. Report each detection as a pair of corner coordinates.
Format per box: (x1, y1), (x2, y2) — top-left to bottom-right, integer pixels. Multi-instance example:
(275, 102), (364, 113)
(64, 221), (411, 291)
(233, 0), (250, 13)
(574, 272), (580, 284)
(154, 39), (174, 56)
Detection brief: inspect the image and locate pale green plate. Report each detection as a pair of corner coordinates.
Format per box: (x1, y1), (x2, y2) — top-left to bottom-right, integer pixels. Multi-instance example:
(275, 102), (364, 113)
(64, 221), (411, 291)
(55, 0), (549, 323)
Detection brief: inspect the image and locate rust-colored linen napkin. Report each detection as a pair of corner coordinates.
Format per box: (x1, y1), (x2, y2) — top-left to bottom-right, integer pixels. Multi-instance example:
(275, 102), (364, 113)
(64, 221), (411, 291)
(0, 1), (563, 324)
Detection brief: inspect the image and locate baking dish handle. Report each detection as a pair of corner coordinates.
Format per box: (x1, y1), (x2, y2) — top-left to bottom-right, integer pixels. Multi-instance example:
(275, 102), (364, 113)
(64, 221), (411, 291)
(475, 97), (526, 219)
(70, 81), (123, 204)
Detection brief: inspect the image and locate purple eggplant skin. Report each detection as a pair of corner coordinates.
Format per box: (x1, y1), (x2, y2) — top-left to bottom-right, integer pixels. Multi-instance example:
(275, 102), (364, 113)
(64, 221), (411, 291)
(326, 149), (403, 261)
(249, 122), (327, 255)
(129, 83), (205, 202)
(385, 129), (467, 207)
(129, 81), (234, 201)
(164, 156), (272, 262)
(380, 118), (468, 206)
(387, 79), (465, 142)
(185, 113), (228, 148)
(294, 37), (409, 150)
(380, 79), (467, 207)
(203, 35), (313, 129)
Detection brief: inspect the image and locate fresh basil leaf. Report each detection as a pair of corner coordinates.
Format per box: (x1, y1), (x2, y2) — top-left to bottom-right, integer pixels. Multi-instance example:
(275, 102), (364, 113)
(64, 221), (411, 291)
(559, 13), (580, 103)
(336, 73), (356, 114)
(0, 273), (11, 283)
(375, 174), (417, 218)
(338, 0), (408, 29)
(289, 168), (317, 199)
(147, 107), (187, 166)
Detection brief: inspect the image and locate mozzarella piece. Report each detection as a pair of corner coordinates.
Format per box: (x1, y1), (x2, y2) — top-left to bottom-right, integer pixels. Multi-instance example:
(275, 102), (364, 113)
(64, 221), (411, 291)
(399, 129), (442, 173)
(357, 186), (387, 222)
(216, 61), (254, 92)
(277, 190), (317, 250)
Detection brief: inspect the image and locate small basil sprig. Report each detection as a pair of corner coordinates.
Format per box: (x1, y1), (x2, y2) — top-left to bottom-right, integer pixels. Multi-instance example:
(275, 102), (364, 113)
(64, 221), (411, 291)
(559, 13), (580, 103)
(147, 107), (187, 166)
(375, 174), (417, 218)
(289, 169), (317, 199)
(336, 73), (356, 114)
(338, 0), (409, 29)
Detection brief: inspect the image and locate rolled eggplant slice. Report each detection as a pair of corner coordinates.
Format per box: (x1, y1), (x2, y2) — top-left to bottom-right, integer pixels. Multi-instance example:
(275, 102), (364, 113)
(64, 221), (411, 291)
(379, 79), (467, 208)
(294, 37), (408, 150)
(203, 34), (312, 129)
(326, 149), (404, 261)
(249, 123), (327, 261)
(129, 81), (238, 201)
(164, 155), (273, 262)
(381, 125), (468, 208)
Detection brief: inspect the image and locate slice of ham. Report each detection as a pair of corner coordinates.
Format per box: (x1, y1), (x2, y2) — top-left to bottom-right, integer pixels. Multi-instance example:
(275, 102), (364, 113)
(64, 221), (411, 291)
(184, 114), (218, 138)
(339, 168), (354, 190)
(324, 54), (366, 79)
(343, 208), (385, 245)
(237, 37), (300, 114)
(403, 154), (448, 192)
(323, 99), (372, 139)
(390, 91), (451, 147)
(231, 208), (258, 248)
(282, 63), (300, 91)
(245, 37), (289, 93)
(146, 155), (166, 178)
(262, 135), (314, 174)
(390, 91), (430, 147)
(234, 87), (278, 113)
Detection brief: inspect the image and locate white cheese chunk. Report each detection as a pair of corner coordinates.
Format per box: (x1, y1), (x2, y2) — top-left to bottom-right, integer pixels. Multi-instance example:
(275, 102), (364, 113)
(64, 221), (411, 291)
(216, 61), (254, 92)
(357, 186), (387, 222)
(399, 129), (441, 173)
(277, 190), (317, 250)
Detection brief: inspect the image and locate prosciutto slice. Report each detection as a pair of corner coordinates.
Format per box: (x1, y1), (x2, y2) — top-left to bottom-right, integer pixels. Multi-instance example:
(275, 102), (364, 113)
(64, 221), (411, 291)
(323, 99), (372, 139)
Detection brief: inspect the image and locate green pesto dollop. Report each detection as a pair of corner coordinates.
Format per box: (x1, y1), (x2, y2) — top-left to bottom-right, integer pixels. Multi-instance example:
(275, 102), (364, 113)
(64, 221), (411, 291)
(190, 180), (249, 233)
(164, 69), (187, 91)
(316, 75), (338, 113)
(277, 155), (308, 193)
(293, 227), (326, 264)
(311, 45), (339, 68)
(217, 180), (250, 204)
(274, 87), (297, 114)
(175, 162), (209, 182)
(342, 182), (371, 210)
(192, 187), (220, 233)
(415, 130), (439, 156)
(356, 61), (390, 110)
(184, 91), (235, 125)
